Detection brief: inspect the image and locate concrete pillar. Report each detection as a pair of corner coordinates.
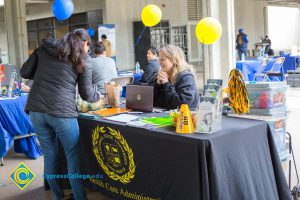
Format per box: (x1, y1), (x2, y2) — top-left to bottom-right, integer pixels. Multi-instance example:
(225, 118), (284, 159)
(202, 0), (236, 87)
(4, 0), (28, 67)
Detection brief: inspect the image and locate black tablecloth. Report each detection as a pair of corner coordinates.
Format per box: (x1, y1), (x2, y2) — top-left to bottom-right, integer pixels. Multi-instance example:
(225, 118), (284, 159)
(66, 115), (290, 200)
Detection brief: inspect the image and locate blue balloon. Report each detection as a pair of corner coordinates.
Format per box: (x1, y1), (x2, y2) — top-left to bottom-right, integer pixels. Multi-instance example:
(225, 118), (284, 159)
(52, 0), (74, 21)
(87, 28), (95, 37)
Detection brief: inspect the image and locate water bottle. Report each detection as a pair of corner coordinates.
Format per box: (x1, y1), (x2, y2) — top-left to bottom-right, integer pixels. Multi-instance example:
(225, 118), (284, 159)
(135, 62), (140, 74)
(241, 53), (245, 61)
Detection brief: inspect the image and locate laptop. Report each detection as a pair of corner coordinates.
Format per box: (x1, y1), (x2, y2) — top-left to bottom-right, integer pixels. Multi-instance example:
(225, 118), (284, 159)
(126, 85), (153, 112)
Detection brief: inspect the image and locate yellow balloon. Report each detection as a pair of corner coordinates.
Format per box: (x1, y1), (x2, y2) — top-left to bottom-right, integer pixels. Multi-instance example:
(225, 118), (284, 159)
(195, 17), (222, 44)
(141, 4), (162, 27)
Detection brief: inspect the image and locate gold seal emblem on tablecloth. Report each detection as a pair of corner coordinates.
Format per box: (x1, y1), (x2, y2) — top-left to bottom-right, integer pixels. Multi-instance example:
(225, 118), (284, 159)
(92, 126), (135, 184)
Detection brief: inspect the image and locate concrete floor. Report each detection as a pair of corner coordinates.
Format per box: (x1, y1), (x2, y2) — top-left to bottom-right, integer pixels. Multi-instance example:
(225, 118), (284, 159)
(0, 87), (299, 200)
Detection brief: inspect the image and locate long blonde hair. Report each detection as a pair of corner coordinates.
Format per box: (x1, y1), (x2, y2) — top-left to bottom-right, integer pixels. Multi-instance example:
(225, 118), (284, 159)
(159, 44), (195, 84)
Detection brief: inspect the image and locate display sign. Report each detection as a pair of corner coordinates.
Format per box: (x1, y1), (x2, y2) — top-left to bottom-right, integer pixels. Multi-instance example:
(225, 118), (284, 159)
(98, 24), (116, 58)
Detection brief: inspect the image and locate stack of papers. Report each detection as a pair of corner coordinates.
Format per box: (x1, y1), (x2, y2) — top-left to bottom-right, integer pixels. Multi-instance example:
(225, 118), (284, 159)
(105, 114), (139, 123)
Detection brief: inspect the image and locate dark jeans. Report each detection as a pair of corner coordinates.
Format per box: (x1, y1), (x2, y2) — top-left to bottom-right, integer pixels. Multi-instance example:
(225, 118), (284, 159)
(30, 112), (86, 200)
(238, 48), (248, 60)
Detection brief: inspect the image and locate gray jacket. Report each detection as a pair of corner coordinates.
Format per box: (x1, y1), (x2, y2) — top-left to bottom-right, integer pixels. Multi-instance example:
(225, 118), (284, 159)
(89, 56), (118, 94)
(20, 39), (100, 118)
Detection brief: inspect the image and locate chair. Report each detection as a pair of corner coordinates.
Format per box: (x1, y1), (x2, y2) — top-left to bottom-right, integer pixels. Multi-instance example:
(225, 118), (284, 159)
(260, 57), (269, 66)
(254, 57), (285, 81)
(111, 76), (134, 87)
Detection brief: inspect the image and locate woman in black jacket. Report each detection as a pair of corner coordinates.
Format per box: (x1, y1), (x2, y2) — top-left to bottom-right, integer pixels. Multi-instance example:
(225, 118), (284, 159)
(154, 44), (199, 110)
(21, 29), (100, 200)
(138, 46), (160, 86)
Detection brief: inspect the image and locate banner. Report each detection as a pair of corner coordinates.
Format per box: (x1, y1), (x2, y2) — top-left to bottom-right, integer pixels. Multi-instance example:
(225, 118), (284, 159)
(98, 24), (116, 58)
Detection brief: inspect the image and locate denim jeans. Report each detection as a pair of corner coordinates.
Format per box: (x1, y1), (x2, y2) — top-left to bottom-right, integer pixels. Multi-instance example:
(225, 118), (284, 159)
(238, 48), (248, 60)
(30, 112), (86, 200)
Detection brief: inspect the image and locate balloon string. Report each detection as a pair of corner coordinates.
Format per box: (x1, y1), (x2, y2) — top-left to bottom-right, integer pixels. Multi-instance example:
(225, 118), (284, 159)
(135, 26), (147, 47)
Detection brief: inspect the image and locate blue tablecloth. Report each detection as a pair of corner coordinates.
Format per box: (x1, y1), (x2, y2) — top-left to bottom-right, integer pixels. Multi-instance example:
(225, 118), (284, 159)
(274, 54), (300, 72)
(0, 95), (42, 159)
(236, 58), (281, 81)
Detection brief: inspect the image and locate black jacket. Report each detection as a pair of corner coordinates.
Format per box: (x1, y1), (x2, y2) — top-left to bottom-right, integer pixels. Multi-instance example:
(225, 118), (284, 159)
(20, 39), (100, 118)
(139, 59), (159, 86)
(154, 70), (199, 110)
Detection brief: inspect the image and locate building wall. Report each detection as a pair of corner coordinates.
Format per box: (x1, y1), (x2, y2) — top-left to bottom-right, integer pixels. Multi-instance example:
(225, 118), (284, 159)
(0, 8), (7, 62)
(268, 6), (300, 52)
(104, 0), (188, 70)
(26, 0), (104, 21)
(24, 0), (188, 70)
(234, 0), (268, 56)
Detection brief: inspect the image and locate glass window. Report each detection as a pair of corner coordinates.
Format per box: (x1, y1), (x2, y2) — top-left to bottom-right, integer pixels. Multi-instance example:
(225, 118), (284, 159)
(27, 10), (103, 55)
(69, 13), (86, 25)
(55, 26), (69, 40)
(87, 10), (103, 26)
(87, 10), (103, 41)
(37, 29), (54, 45)
(150, 22), (170, 50)
(171, 26), (188, 59)
(37, 18), (53, 29)
(55, 18), (69, 27)
(69, 24), (87, 32)
(28, 31), (38, 55)
(27, 21), (36, 31)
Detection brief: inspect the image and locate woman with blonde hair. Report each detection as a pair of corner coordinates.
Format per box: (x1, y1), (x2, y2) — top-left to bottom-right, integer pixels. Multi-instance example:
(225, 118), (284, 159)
(154, 44), (199, 110)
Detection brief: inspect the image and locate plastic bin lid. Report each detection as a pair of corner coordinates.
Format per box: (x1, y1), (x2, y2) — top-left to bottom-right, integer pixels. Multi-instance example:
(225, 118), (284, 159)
(228, 113), (287, 121)
(246, 81), (288, 89)
(249, 106), (287, 116)
(279, 150), (291, 162)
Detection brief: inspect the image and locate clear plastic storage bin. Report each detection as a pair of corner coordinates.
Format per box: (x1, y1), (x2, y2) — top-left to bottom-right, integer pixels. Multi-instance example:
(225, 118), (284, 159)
(279, 150), (291, 179)
(228, 114), (287, 152)
(246, 82), (289, 109)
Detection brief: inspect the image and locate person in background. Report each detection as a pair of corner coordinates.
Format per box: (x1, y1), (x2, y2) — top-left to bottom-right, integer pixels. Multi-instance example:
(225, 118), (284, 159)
(20, 29), (100, 200)
(236, 28), (249, 59)
(154, 44), (199, 110)
(263, 35), (272, 55)
(90, 41), (118, 94)
(101, 34), (112, 57)
(138, 46), (160, 86)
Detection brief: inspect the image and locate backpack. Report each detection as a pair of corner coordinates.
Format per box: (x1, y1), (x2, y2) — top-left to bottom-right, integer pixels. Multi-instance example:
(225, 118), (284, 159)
(236, 34), (244, 47)
(267, 49), (274, 56)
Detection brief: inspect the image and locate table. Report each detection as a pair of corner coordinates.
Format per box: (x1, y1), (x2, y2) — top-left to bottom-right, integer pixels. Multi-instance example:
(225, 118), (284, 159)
(0, 95), (42, 162)
(57, 114), (291, 200)
(236, 58), (278, 81)
(274, 54), (300, 72)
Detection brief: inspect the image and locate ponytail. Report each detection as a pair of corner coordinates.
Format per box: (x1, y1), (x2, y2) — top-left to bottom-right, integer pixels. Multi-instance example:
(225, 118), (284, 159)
(58, 29), (91, 73)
